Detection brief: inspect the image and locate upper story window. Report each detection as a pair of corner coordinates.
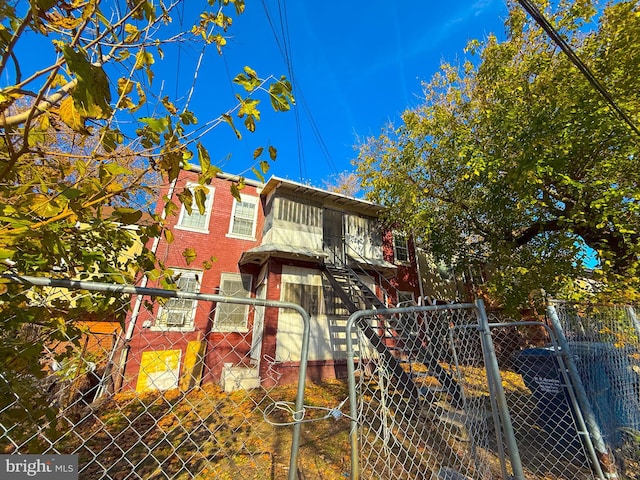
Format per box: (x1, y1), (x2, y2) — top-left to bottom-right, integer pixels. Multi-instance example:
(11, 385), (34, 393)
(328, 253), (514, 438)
(276, 197), (321, 227)
(345, 214), (383, 260)
(155, 269), (201, 331)
(227, 194), (259, 239)
(214, 272), (253, 332)
(176, 184), (214, 233)
(393, 233), (410, 263)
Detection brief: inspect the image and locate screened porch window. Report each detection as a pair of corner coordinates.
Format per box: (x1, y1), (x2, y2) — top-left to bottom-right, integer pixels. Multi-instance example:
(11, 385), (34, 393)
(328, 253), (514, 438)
(275, 198), (321, 227)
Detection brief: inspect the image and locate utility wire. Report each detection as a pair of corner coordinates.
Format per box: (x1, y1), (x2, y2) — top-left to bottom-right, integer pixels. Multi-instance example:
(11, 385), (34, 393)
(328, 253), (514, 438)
(516, 0), (640, 139)
(277, 0), (306, 179)
(262, 0), (339, 179)
(174, 0), (185, 100)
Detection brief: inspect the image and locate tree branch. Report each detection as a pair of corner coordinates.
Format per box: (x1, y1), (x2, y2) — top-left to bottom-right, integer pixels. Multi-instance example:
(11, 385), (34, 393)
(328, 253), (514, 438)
(0, 10), (33, 79)
(510, 218), (562, 246)
(0, 79), (78, 129)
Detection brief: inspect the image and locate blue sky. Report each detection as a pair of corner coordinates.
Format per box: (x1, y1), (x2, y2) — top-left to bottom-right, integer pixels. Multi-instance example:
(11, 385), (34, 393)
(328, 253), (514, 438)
(3, 1), (509, 186)
(170, 1), (511, 186)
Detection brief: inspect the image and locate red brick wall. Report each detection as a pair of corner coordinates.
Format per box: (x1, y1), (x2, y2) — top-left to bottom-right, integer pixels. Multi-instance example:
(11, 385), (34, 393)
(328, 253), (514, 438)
(123, 172), (265, 389)
(123, 172), (423, 390)
(382, 230), (421, 301)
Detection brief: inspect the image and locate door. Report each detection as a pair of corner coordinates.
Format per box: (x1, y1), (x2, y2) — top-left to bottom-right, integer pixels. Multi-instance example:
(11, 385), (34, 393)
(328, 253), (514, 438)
(323, 209), (344, 263)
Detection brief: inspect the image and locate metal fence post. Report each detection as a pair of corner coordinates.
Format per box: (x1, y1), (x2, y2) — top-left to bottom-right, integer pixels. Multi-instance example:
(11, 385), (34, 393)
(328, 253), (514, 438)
(475, 299), (525, 480)
(287, 306), (311, 480)
(3, 274), (312, 480)
(346, 309), (374, 480)
(547, 304), (618, 479)
(626, 305), (640, 341)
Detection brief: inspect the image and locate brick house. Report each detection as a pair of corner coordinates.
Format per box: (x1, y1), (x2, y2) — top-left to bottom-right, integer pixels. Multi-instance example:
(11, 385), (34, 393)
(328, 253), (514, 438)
(123, 169), (423, 392)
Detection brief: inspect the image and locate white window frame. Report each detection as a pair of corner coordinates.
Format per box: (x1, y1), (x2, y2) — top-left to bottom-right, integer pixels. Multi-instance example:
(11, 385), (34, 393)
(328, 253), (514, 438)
(153, 269), (201, 332)
(280, 266), (324, 316)
(213, 272), (253, 332)
(397, 290), (415, 307)
(393, 232), (410, 264)
(227, 194), (259, 240)
(175, 183), (214, 233)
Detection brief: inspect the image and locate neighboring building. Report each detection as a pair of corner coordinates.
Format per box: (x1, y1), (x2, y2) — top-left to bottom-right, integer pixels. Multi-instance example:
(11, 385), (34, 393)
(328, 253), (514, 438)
(123, 170), (423, 392)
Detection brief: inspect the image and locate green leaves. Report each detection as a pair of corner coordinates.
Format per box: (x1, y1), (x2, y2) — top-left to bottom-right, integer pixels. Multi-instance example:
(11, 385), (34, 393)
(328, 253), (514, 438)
(61, 45), (112, 121)
(357, 0), (640, 308)
(101, 128), (124, 153)
(134, 49), (155, 84)
(182, 247), (197, 265)
(0, 0), (299, 435)
(269, 77), (294, 112)
(222, 113), (241, 139)
(237, 96), (260, 132)
(224, 69), (294, 139)
(234, 66), (261, 92)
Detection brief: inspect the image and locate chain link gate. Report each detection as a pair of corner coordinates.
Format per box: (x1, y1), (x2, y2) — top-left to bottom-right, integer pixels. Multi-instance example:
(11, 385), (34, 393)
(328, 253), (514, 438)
(345, 301), (608, 480)
(4, 273), (640, 480)
(0, 275), (318, 480)
(549, 302), (640, 479)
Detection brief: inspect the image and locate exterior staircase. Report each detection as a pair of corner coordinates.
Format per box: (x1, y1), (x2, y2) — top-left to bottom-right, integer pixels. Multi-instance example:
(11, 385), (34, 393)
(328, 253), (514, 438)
(321, 258), (464, 409)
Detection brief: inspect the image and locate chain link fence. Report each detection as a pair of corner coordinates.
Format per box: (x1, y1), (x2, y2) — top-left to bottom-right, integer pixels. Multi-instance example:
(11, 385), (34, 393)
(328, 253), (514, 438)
(346, 303), (501, 480)
(550, 302), (640, 479)
(3, 274), (640, 480)
(0, 275), (336, 480)
(345, 303), (620, 480)
(482, 314), (602, 480)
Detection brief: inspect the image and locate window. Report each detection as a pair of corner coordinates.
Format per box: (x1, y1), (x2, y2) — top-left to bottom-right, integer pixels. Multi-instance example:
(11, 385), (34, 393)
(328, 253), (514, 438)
(397, 291), (415, 306)
(176, 184), (214, 232)
(276, 197), (321, 227)
(345, 215), (382, 260)
(214, 273), (252, 331)
(228, 194), (258, 239)
(282, 283), (321, 315)
(156, 269), (201, 330)
(323, 281), (350, 316)
(393, 233), (410, 263)
(280, 266), (323, 316)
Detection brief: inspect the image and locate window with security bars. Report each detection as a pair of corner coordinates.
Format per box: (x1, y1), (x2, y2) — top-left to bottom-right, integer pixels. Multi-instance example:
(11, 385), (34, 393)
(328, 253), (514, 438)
(156, 269), (201, 330)
(282, 282), (321, 316)
(214, 273), (252, 331)
(228, 195), (258, 239)
(393, 232), (410, 263)
(323, 283), (350, 316)
(177, 184), (214, 232)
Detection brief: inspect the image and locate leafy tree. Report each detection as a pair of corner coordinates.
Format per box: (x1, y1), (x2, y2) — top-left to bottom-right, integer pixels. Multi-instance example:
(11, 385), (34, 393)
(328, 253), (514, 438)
(357, 0), (640, 308)
(323, 170), (361, 197)
(0, 0), (293, 427)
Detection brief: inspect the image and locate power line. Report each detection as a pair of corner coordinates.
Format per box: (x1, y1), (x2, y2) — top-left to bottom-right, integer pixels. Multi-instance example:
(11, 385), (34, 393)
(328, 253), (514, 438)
(277, 0), (306, 179)
(516, 0), (640, 139)
(261, 0), (340, 179)
(263, 0), (305, 179)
